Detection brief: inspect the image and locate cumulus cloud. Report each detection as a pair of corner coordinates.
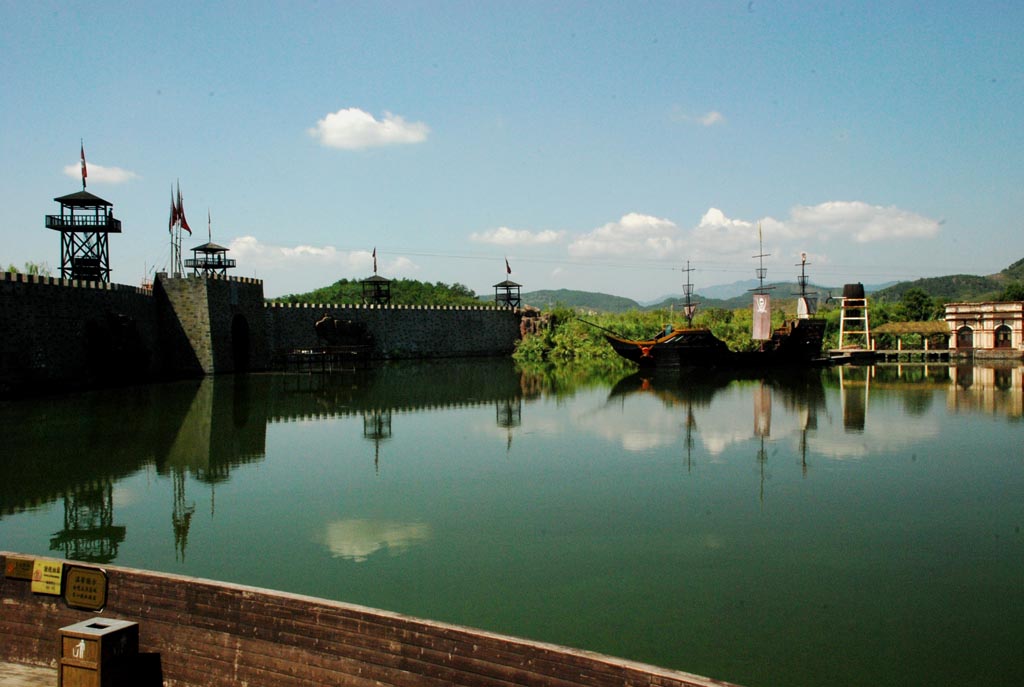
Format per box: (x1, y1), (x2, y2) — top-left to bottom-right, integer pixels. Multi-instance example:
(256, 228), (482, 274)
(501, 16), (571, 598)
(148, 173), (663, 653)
(689, 202), (940, 258)
(228, 236), (418, 295)
(469, 226), (565, 246)
(785, 201), (940, 242)
(63, 162), (138, 184)
(568, 212), (682, 258)
(308, 107), (429, 150)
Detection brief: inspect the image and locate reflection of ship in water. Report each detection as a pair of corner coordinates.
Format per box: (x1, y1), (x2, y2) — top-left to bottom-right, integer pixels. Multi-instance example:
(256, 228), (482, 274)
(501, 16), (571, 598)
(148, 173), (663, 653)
(610, 367), (827, 484)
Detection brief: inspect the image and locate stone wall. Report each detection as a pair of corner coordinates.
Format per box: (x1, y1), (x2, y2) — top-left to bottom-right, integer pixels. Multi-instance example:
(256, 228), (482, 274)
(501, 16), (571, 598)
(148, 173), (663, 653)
(0, 274), (521, 396)
(0, 272), (161, 395)
(266, 302), (520, 361)
(0, 552), (734, 687)
(155, 273), (270, 375)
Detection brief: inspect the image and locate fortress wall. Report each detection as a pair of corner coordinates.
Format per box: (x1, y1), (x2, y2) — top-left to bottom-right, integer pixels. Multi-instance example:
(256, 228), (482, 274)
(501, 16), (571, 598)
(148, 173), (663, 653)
(156, 274), (270, 375)
(0, 272), (160, 395)
(266, 302), (520, 360)
(0, 274), (521, 395)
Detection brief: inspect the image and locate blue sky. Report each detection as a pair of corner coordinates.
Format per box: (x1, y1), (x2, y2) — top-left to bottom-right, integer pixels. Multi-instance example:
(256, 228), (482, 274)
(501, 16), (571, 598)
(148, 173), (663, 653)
(2, 1), (1022, 300)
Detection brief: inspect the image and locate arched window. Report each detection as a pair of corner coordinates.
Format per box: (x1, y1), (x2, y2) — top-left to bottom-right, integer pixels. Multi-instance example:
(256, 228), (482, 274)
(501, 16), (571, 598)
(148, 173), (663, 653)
(994, 324), (1012, 349)
(956, 326), (973, 349)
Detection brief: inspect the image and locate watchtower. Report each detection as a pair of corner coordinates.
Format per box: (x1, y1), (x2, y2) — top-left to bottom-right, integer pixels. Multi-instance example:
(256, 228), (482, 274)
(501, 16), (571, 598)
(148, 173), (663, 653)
(838, 283), (872, 349)
(45, 190), (121, 282)
(494, 279), (521, 308)
(185, 242), (236, 277)
(361, 274), (392, 305)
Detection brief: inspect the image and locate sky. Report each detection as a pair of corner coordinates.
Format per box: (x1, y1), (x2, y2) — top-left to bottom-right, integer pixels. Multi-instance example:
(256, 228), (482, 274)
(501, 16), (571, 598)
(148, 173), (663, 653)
(2, 1), (1022, 301)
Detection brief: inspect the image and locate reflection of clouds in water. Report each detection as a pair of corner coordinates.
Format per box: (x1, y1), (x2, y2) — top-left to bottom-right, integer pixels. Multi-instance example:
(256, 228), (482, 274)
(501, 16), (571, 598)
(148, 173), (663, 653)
(701, 430), (750, 456)
(579, 396), (680, 452)
(319, 519), (432, 562)
(113, 485), (141, 508)
(813, 405), (941, 460)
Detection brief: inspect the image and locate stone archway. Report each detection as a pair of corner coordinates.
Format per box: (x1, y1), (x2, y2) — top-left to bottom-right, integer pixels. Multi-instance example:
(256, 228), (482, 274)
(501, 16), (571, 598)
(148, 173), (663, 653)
(231, 314), (250, 372)
(956, 326), (973, 349)
(994, 324), (1012, 349)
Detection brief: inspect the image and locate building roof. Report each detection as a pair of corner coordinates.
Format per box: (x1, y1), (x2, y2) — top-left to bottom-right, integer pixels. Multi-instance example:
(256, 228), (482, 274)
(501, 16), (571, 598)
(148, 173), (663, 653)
(191, 242), (229, 253)
(493, 279), (522, 288)
(361, 274), (391, 283)
(873, 321), (951, 336)
(53, 190), (113, 207)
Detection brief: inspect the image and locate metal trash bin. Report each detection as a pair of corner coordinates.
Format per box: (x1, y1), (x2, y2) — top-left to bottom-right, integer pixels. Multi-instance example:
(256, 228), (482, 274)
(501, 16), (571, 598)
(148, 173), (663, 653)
(58, 617), (138, 687)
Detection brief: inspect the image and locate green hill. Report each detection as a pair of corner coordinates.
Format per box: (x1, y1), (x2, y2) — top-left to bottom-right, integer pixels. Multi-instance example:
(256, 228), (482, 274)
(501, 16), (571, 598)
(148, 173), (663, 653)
(520, 289), (640, 313)
(270, 278), (481, 306)
(872, 274), (1004, 302)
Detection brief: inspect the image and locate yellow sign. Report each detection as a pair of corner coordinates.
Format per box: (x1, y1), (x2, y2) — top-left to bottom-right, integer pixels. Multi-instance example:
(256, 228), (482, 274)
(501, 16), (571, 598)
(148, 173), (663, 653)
(4, 556), (34, 580)
(64, 567), (108, 611)
(31, 560), (63, 595)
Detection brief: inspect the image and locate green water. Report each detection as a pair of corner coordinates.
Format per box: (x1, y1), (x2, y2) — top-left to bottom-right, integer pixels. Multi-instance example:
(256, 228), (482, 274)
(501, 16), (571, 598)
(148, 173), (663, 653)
(2, 360), (1022, 686)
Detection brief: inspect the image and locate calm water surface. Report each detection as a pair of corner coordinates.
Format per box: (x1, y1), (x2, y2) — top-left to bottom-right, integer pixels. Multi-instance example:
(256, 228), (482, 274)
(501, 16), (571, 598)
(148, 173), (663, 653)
(2, 359), (1022, 687)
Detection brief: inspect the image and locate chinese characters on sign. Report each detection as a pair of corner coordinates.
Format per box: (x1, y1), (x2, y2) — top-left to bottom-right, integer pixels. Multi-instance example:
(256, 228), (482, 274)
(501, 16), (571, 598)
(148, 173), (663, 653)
(30, 560), (63, 595)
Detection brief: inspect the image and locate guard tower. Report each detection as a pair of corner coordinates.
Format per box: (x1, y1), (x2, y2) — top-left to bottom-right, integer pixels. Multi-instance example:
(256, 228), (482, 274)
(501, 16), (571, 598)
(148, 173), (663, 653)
(361, 274), (392, 305)
(838, 282), (872, 349)
(45, 190), (122, 282)
(185, 242), (236, 277)
(494, 279), (521, 308)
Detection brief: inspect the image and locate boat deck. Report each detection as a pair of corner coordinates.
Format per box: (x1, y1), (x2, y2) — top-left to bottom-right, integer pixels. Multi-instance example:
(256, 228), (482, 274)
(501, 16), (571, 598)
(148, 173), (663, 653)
(0, 662), (53, 687)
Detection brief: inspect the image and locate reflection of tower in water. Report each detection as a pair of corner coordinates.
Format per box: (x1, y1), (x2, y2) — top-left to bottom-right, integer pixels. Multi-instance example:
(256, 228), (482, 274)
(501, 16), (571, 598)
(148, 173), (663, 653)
(363, 410), (392, 473)
(496, 398), (522, 452)
(839, 365), (870, 431)
(172, 467), (196, 562)
(49, 481), (126, 564)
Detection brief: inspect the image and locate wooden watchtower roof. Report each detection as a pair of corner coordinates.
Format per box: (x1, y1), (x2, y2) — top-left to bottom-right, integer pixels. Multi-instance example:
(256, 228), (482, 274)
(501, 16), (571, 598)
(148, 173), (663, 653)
(185, 241), (236, 277)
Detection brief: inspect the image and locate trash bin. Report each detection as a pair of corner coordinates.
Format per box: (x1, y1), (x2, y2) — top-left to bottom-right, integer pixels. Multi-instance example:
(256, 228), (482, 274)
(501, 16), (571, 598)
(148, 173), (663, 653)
(58, 617), (138, 687)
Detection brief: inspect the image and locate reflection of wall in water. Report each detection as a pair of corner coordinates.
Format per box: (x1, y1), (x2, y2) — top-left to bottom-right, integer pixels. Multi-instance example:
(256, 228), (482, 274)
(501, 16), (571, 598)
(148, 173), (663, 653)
(948, 366), (1023, 417)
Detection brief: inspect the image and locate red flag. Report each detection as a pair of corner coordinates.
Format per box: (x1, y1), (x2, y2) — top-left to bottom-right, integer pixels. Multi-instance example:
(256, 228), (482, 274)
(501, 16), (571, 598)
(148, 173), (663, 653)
(177, 182), (192, 235)
(505, 258), (511, 275)
(80, 141), (87, 188)
(168, 187), (177, 233)
(372, 247), (377, 274)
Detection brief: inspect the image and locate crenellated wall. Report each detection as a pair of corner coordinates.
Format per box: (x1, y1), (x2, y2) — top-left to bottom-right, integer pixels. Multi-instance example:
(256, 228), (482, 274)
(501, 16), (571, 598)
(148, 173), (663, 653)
(0, 272), (162, 395)
(266, 301), (520, 360)
(0, 272), (521, 396)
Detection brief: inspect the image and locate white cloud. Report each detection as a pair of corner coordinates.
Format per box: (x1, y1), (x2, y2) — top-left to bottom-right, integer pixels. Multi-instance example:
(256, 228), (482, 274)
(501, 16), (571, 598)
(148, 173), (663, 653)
(469, 226), (565, 246)
(63, 162), (138, 184)
(308, 107), (429, 150)
(699, 110), (725, 126)
(785, 201), (940, 243)
(568, 212), (681, 258)
(672, 108), (726, 126)
(227, 236), (419, 295)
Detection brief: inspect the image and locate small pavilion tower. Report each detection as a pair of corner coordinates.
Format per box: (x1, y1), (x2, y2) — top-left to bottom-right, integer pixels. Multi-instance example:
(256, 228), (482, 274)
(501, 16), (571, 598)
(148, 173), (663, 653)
(361, 275), (392, 305)
(45, 190), (122, 282)
(493, 279), (521, 308)
(185, 242), (236, 277)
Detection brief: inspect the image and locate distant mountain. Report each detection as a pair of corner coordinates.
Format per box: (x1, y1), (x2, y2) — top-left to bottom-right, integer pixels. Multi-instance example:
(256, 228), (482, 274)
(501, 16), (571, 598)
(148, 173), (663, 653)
(872, 275), (1003, 302)
(519, 289), (640, 313)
